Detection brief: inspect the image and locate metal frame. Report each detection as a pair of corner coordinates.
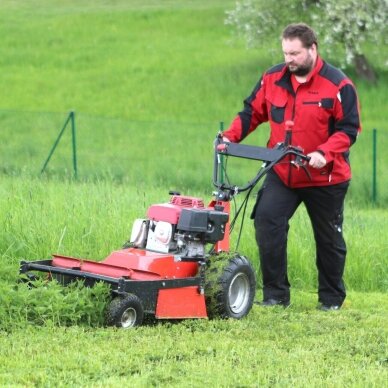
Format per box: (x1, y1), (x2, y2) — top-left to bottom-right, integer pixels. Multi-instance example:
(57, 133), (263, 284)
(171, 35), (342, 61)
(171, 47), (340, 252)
(20, 259), (205, 314)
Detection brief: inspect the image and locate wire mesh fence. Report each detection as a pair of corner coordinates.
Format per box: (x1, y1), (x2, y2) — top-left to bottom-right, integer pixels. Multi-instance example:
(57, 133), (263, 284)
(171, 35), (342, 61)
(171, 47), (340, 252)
(0, 109), (386, 205)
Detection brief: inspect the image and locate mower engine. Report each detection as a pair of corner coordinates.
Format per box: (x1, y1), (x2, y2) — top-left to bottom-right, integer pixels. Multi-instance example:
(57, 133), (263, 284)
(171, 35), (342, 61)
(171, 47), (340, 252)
(129, 194), (229, 258)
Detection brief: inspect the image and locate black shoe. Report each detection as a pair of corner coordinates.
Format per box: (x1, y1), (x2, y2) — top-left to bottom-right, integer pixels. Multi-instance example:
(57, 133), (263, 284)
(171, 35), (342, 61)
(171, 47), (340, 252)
(255, 298), (290, 308)
(317, 304), (341, 311)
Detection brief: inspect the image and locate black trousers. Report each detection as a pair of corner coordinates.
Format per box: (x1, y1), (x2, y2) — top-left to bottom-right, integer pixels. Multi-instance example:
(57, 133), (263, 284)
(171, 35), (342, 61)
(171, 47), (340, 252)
(253, 171), (349, 306)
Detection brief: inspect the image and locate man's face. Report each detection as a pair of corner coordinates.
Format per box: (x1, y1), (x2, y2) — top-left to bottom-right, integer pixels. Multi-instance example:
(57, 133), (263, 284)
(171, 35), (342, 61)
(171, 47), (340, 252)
(282, 38), (316, 76)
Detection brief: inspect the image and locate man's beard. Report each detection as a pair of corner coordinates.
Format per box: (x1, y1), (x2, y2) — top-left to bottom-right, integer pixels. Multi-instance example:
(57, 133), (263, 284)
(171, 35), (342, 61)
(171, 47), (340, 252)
(287, 56), (314, 76)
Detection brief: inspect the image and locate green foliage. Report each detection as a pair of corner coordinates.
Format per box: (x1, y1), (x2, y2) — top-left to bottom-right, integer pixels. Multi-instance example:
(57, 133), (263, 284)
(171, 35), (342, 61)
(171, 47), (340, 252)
(225, 0), (388, 70)
(225, 0), (312, 47)
(313, 0), (388, 66)
(0, 278), (110, 331)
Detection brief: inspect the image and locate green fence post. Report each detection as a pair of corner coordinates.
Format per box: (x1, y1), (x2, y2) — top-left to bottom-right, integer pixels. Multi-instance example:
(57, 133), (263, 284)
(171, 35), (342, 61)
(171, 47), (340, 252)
(41, 112), (73, 174)
(71, 111), (78, 179)
(372, 128), (377, 204)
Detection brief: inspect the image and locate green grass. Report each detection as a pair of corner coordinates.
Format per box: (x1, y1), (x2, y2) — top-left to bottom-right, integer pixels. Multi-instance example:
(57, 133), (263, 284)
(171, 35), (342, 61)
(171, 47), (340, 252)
(0, 1), (387, 386)
(0, 291), (387, 386)
(0, 0), (262, 122)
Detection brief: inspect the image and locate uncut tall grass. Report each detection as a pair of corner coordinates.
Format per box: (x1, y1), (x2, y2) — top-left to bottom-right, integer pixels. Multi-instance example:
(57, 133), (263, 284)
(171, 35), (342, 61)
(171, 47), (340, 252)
(1, 174), (387, 292)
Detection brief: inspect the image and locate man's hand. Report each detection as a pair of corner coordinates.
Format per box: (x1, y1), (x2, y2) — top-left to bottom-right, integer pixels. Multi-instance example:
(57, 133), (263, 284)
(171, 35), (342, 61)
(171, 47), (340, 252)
(307, 151), (327, 169)
(214, 135), (231, 150)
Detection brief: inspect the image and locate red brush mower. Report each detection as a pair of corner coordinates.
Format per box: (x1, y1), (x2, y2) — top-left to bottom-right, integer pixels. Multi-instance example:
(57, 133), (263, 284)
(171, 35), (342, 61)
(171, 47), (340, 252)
(20, 134), (309, 328)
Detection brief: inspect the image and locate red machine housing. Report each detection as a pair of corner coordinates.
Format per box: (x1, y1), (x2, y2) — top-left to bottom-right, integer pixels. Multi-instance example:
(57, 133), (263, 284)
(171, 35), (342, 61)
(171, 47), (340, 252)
(23, 195), (230, 319)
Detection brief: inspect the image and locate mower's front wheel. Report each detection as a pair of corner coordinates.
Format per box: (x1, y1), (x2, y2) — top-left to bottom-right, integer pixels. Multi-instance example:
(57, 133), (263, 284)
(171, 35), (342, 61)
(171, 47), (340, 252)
(205, 255), (256, 319)
(106, 294), (144, 328)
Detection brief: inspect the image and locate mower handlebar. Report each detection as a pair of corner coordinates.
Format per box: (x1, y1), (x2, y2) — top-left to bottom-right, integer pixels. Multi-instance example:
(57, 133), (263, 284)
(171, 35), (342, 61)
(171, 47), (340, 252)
(213, 136), (310, 198)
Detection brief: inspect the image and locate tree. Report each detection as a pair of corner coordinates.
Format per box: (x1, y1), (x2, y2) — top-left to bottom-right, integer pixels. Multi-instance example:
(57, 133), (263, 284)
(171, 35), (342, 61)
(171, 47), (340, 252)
(225, 0), (388, 82)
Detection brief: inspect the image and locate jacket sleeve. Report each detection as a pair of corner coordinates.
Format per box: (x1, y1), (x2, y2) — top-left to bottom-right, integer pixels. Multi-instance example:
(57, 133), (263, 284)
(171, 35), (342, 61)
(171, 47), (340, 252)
(317, 81), (361, 162)
(222, 76), (269, 143)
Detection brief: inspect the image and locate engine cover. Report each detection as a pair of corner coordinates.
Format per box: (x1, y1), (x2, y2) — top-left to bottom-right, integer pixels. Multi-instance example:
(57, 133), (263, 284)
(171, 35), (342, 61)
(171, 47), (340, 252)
(177, 208), (229, 243)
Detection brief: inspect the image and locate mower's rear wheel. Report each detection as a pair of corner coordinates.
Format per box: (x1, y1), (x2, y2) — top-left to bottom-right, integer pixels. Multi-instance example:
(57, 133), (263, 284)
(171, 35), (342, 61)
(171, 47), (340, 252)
(106, 294), (144, 328)
(205, 255), (256, 319)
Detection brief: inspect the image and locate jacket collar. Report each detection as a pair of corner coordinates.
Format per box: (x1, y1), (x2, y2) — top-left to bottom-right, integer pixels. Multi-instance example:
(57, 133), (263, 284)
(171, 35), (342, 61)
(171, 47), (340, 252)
(275, 56), (324, 94)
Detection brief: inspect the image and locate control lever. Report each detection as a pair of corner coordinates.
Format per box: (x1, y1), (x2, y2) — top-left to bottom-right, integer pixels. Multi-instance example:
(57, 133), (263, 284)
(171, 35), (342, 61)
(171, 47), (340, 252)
(285, 120), (294, 146)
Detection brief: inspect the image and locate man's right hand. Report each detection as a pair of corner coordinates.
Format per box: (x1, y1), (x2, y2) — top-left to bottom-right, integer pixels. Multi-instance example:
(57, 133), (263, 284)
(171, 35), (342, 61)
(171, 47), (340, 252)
(307, 151), (327, 169)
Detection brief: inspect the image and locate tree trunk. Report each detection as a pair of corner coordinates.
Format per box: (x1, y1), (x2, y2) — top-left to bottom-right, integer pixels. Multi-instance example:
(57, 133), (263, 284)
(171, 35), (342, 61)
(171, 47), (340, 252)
(354, 54), (377, 83)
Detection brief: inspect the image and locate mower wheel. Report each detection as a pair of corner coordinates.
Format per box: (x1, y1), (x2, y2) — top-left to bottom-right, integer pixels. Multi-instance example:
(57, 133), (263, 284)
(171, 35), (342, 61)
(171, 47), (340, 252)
(106, 294), (144, 328)
(205, 255), (256, 319)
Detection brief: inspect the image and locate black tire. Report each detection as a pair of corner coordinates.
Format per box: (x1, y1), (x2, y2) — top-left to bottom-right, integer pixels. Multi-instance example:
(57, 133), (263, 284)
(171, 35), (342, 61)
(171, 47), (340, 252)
(106, 294), (144, 328)
(205, 254), (256, 319)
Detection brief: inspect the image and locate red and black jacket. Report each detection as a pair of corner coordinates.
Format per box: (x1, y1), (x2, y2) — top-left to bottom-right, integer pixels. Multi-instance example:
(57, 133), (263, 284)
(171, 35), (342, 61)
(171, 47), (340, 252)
(223, 56), (361, 188)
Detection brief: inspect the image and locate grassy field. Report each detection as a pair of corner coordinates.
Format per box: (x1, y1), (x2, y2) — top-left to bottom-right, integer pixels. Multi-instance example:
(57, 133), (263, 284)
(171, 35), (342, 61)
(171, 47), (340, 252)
(0, 0), (387, 203)
(1, 175), (387, 386)
(1, 291), (387, 386)
(0, 1), (387, 386)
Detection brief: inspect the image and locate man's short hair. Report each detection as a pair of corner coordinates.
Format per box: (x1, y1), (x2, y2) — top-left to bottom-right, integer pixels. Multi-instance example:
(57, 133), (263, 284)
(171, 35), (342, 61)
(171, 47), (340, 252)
(282, 23), (318, 48)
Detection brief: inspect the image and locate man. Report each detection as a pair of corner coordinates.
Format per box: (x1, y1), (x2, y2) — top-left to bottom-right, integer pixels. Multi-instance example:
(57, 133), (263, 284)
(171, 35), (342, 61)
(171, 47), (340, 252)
(222, 23), (361, 310)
